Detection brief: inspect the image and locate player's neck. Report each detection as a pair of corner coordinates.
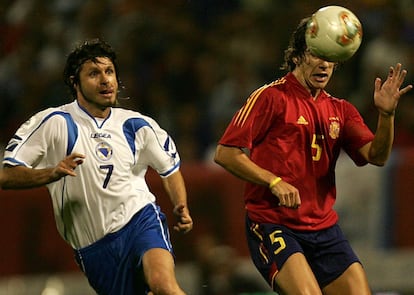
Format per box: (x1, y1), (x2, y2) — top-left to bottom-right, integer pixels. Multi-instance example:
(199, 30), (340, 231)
(77, 99), (111, 119)
(310, 88), (321, 100)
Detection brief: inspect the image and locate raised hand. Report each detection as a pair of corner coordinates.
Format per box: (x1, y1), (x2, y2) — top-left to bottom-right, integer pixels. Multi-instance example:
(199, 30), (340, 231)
(51, 153), (85, 181)
(374, 63), (413, 116)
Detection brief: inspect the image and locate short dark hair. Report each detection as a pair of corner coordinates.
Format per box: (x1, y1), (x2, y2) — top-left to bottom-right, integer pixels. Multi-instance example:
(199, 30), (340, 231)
(280, 17), (310, 72)
(63, 38), (120, 99)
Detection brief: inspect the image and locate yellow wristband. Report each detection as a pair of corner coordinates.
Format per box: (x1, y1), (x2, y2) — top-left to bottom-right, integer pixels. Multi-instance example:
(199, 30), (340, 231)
(269, 177), (282, 189)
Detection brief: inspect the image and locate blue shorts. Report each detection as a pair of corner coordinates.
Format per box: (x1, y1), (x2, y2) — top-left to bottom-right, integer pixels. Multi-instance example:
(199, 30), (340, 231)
(74, 203), (173, 295)
(245, 216), (360, 289)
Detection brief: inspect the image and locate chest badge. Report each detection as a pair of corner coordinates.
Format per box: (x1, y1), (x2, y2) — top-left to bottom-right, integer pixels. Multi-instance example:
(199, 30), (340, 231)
(329, 121), (340, 139)
(95, 141), (113, 161)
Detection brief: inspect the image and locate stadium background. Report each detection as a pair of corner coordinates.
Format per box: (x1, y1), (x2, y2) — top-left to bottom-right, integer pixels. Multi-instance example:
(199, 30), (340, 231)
(1, 0), (414, 294)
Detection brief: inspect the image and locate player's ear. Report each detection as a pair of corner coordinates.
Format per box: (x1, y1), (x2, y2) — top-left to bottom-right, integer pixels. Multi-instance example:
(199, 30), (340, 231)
(70, 76), (79, 89)
(293, 57), (299, 65)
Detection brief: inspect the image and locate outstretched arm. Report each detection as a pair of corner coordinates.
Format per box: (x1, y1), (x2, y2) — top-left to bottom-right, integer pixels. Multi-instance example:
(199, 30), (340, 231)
(359, 63), (413, 166)
(161, 170), (193, 233)
(1, 153), (85, 190)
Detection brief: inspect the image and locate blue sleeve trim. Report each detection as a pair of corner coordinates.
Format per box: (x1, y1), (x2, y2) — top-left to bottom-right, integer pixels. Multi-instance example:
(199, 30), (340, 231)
(123, 118), (150, 155)
(2, 157), (27, 167)
(41, 111), (78, 156)
(159, 161), (181, 177)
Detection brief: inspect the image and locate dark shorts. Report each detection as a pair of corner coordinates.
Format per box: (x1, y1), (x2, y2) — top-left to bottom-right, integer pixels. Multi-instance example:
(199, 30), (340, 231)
(245, 216), (360, 289)
(74, 203), (173, 295)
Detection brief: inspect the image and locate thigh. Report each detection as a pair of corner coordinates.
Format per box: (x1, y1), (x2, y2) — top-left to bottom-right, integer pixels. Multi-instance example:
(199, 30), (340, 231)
(275, 252), (322, 295)
(142, 248), (181, 291)
(322, 262), (371, 295)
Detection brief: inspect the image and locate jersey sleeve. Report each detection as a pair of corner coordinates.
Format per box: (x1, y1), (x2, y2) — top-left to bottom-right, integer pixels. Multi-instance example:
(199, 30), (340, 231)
(341, 101), (375, 166)
(218, 86), (281, 149)
(136, 118), (181, 177)
(2, 109), (72, 169)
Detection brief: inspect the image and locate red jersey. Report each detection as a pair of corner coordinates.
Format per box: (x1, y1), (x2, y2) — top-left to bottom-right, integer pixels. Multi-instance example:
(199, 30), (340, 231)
(218, 73), (375, 231)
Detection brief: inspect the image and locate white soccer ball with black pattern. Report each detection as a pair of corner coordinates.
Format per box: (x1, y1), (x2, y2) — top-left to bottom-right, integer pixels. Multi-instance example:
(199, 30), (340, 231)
(305, 6), (363, 62)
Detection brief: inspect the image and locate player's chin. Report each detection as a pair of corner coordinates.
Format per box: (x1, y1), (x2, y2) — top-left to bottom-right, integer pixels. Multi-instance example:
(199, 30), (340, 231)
(176, 224), (193, 233)
(99, 95), (117, 106)
(107, 98), (118, 107)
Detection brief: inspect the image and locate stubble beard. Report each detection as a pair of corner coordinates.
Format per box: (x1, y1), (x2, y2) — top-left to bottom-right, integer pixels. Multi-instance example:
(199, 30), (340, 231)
(79, 86), (117, 110)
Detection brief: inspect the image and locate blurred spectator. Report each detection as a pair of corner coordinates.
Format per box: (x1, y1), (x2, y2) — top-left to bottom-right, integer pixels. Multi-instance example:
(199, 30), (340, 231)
(1, 0), (413, 155)
(1, 1), (414, 292)
(194, 234), (270, 295)
(355, 5), (414, 144)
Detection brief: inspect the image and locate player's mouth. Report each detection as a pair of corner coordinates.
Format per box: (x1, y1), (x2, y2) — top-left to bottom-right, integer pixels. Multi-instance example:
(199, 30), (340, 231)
(99, 89), (114, 97)
(313, 73), (329, 82)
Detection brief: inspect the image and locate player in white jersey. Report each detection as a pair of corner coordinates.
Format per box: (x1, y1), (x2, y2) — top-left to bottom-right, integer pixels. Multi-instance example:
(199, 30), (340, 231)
(0, 39), (193, 295)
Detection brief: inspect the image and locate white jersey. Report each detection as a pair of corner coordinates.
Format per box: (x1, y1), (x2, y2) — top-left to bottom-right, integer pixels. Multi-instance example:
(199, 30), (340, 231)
(3, 101), (180, 249)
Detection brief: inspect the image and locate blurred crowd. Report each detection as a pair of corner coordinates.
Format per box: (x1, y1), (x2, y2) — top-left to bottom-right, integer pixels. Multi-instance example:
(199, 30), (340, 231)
(2, 0), (414, 162)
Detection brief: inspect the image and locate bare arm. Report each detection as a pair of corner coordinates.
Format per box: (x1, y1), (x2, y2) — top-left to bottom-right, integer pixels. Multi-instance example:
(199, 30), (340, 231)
(359, 113), (395, 166)
(161, 170), (193, 233)
(214, 145), (275, 186)
(214, 145), (301, 208)
(359, 63), (412, 166)
(1, 153), (85, 190)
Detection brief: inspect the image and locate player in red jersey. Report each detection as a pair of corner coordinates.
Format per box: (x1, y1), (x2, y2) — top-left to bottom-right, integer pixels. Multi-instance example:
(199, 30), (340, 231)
(214, 17), (412, 295)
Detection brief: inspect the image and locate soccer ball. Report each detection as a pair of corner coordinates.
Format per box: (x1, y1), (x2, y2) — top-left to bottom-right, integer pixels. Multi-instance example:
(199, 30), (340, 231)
(305, 6), (363, 62)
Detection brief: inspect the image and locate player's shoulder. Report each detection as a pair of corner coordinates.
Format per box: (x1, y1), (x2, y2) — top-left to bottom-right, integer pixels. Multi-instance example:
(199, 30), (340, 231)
(28, 103), (73, 123)
(112, 107), (159, 127)
(269, 76), (290, 88)
(257, 76), (291, 99)
(246, 78), (284, 99)
(321, 89), (339, 100)
(322, 90), (354, 106)
(13, 103), (74, 136)
(321, 91), (361, 118)
(246, 77), (289, 108)
(112, 107), (152, 120)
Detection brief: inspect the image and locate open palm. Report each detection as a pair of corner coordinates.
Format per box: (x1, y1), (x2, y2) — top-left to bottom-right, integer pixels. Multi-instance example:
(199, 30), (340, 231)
(374, 63), (412, 115)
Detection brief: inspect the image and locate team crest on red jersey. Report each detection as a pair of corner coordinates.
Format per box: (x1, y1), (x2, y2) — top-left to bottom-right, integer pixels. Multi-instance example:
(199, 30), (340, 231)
(329, 119), (340, 139)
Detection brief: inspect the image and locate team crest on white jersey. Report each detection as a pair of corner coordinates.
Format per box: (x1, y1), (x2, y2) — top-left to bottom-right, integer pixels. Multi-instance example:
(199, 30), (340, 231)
(95, 141), (113, 161)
